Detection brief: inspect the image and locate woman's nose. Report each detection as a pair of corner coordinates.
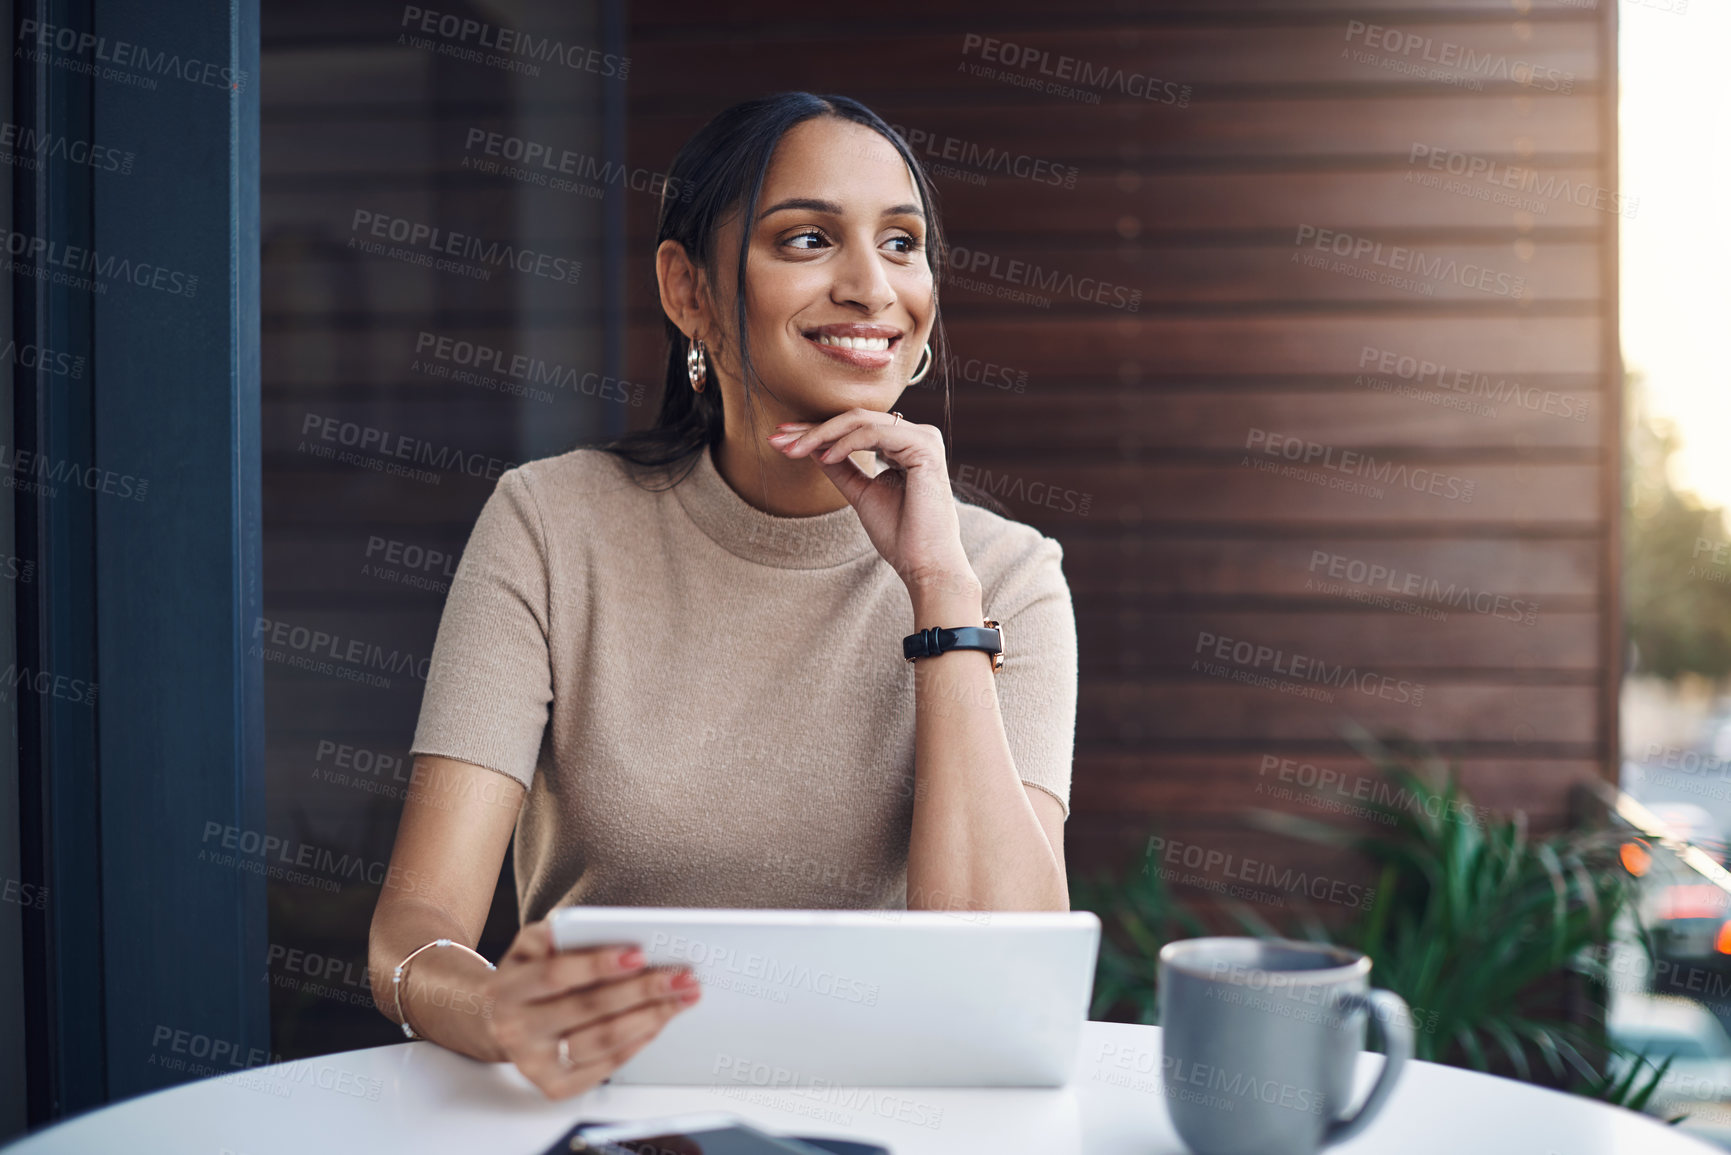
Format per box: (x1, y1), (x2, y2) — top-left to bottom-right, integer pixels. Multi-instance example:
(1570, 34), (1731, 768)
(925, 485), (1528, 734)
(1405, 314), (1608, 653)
(829, 243), (896, 313)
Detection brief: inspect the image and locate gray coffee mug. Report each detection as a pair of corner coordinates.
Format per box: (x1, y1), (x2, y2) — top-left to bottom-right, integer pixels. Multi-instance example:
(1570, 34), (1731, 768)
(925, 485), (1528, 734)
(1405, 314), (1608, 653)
(1157, 937), (1412, 1155)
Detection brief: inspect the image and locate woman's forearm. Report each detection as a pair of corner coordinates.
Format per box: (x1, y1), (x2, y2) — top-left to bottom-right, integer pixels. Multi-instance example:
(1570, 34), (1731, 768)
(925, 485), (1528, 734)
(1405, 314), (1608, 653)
(369, 897), (504, 1062)
(904, 574), (1068, 912)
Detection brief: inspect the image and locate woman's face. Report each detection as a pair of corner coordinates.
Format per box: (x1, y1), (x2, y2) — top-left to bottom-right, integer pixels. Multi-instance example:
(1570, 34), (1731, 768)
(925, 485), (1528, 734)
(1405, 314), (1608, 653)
(705, 116), (935, 421)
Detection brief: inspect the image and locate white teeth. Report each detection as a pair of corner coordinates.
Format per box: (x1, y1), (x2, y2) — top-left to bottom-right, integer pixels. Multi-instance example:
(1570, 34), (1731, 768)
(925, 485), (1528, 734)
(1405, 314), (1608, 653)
(813, 334), (892, 351)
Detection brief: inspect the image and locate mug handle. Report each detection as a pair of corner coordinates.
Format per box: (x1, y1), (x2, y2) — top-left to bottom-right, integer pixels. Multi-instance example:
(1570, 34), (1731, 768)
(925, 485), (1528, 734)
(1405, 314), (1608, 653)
(1324, 989), (1413, 1145)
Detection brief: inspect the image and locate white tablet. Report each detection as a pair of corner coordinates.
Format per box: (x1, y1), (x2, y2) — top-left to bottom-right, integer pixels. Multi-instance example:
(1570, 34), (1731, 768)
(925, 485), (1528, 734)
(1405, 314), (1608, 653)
(549, 906), (1100, 1087)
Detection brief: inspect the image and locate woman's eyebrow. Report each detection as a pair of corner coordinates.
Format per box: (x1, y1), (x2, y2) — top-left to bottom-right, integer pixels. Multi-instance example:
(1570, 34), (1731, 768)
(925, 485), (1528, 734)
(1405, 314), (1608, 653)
(757, 197), (926, 222)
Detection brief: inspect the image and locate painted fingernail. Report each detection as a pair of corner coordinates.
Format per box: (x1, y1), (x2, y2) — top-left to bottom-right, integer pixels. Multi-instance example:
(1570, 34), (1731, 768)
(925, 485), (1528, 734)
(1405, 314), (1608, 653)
(671, 970), (699, 990)
(768, 432), (795, 443)
(617, 947), (644, 969)
(677, 988), (702, 1004)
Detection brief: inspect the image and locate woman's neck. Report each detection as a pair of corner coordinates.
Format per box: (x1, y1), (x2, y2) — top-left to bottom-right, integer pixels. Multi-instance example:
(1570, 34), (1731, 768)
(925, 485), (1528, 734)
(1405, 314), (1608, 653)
(712, 430), (875, 518)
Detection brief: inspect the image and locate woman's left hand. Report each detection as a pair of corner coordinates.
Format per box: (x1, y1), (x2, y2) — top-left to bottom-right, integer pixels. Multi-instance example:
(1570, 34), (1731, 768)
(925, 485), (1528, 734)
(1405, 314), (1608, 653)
(768, 408), (978, 596)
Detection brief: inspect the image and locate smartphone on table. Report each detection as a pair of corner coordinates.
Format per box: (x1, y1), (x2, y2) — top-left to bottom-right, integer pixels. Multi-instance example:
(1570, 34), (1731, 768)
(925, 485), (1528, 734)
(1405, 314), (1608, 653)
(543, 1111), (889, 1155)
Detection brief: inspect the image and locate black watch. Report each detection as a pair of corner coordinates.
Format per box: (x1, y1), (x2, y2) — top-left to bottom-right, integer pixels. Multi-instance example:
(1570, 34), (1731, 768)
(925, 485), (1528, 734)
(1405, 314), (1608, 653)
(903, 619), (1003, 674)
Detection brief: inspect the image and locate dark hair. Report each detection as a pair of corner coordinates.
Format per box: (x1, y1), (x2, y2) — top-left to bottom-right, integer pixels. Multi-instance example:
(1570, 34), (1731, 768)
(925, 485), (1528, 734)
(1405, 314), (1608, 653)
(572, 90), (1003, 514)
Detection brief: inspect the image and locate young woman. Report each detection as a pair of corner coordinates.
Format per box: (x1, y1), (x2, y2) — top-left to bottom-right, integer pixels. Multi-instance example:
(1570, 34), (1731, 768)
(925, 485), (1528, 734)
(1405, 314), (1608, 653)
(368, 92), (1079, 1100)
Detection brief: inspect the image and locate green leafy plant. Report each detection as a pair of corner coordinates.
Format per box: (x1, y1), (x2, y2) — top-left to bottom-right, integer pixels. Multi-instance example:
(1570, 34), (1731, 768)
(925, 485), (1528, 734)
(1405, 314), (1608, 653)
(1239, 725), (1672, 1114)
(1575, 1050), (1681, 1122)
(1074, 723), (1680, 1117)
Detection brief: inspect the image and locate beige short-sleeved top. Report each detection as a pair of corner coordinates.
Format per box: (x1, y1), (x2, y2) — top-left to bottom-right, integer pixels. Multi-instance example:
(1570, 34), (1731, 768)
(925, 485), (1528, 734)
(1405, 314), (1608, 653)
(408, 441), (1079, 923)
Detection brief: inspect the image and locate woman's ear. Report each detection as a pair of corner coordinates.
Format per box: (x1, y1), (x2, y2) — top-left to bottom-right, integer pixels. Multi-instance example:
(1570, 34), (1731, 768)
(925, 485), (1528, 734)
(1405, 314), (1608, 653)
(655, 239), (707, 340)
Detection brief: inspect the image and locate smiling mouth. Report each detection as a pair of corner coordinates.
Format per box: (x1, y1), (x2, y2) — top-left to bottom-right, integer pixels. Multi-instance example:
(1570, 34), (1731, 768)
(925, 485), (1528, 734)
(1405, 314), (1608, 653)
(805, 333), (899, 352)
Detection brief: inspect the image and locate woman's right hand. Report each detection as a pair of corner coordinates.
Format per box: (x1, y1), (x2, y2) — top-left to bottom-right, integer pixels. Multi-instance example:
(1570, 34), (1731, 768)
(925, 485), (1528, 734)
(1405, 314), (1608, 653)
(483, 918), (701, 1099)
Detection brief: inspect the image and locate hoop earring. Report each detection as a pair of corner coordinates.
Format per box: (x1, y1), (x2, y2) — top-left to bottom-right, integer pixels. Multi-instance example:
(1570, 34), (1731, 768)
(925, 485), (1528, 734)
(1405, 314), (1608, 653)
(909, 342), (933, 385)
(686, 337), (709, 392)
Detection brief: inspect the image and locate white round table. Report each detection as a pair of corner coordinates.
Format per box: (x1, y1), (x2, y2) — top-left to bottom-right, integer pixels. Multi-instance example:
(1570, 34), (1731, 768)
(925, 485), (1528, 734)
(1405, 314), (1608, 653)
(4, 1021), (1719, 1154)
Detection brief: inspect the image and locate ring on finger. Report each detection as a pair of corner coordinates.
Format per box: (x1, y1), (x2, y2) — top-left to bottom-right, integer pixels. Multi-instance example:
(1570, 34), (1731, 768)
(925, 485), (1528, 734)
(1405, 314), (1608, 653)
(556, 1034), (575, 1070)
(891, 411), (903, 426)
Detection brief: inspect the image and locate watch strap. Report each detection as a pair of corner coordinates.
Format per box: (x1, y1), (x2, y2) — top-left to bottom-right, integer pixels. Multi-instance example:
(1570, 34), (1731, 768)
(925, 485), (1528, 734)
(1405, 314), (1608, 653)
(903, 620), (1003, 673)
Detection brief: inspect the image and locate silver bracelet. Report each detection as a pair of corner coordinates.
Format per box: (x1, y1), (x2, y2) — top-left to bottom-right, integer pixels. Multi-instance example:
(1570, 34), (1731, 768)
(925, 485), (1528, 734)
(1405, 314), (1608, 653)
(392, 937), (496, 1040)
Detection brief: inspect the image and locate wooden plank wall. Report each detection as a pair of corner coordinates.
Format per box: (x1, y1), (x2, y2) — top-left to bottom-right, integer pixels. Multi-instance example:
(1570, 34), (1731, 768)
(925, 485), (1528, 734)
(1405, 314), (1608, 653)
(622, 0), (1621, 902)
